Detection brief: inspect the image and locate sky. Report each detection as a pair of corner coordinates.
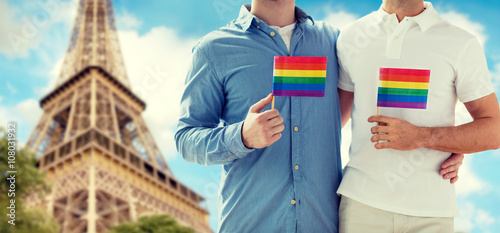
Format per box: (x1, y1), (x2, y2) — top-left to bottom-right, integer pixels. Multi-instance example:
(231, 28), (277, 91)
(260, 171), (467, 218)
(0, 0), (499, 232)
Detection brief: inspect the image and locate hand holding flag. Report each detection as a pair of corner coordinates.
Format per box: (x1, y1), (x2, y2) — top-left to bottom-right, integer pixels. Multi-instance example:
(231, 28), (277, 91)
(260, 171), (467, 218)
(371, 67), (431, 148)
(242, 94), (285, 149)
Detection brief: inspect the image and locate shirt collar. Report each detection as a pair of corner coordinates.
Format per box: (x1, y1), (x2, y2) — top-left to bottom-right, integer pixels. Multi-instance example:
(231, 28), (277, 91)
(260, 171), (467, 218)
(237, 4), (314, 32)
(374, 1), (441, 32)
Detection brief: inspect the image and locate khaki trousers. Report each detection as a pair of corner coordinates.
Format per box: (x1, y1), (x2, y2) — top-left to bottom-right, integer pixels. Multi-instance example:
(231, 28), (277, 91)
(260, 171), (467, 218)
(339, 196), (454, 233)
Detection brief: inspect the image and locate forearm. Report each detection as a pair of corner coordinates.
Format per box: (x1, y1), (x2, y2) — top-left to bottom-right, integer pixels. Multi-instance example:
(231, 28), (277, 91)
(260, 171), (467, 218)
(421, 118), (500, 153)
(175, 122), (253, 166)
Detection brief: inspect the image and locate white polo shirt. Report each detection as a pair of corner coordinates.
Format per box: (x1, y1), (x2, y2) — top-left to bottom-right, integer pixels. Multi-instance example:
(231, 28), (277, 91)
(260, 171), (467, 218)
(337, 2), (495, 217)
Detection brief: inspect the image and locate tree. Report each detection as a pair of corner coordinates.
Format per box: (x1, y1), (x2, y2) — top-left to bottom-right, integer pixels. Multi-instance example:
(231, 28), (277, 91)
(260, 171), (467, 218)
(108, 214), (195, 233)
(0, 128), (60, 233)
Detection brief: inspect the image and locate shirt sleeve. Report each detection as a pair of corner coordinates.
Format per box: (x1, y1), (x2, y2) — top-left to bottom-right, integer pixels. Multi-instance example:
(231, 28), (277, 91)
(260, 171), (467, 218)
(336, 33), (355, 92)
(174, 45), (254, 166)
(455, 38), (495, 103)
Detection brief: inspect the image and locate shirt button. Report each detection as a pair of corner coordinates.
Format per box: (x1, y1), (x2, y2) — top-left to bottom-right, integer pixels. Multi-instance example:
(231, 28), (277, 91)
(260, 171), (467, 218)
(256, 19), (260, 23)
(291, 199), (296, 205)
(270, 31), (276, 37)
(294, 165), (299, 170)
(257, 25), (260, 29)
(294, 126), (299, 132)
(393, 35), (399, 40)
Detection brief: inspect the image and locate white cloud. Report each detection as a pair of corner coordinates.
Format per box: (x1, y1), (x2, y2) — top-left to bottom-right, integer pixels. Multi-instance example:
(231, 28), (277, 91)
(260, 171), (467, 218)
(118, 26), (197, 160)
(117, 10), (143, 29)
(322, 10), (359, 30)
(0, 98), (42, 143)
(455, 202), (496, 232)
(0, 0), (35, 57)
(455, 202), (476, 232)
(36, 56), (64, 96)
(440, 11), (488, 48)
(476, 209), (496, 229)
(454, 155), (490, 197)
(14, 98), (42, 128)
(0, 0), (77, 58)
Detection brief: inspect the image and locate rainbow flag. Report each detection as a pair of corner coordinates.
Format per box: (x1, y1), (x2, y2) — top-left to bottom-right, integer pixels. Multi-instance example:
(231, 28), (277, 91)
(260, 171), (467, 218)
(273, 56), (327, 97)
(377, 68), (431, 109)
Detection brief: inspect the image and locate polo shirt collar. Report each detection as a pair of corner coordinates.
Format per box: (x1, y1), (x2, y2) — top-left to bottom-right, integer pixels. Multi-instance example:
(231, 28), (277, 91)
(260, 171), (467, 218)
(413, 2), (440, 32)
(237, 4), (314, 32)
(374, 1), (441, 32)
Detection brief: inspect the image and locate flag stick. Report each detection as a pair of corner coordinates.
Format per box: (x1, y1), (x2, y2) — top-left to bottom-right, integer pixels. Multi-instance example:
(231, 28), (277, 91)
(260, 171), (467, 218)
(272, 96), (275, 110)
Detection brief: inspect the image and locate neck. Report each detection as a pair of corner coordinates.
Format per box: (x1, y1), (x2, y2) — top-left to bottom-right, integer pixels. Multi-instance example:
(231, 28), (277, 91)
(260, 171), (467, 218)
(382, 0), (425, 22)
(250, 0), (296, 27)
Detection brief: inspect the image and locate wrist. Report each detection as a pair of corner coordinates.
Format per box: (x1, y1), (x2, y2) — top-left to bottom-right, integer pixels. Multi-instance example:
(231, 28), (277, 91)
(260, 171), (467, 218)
(241, 121), (252, 149)
(417, 127), (433, 148)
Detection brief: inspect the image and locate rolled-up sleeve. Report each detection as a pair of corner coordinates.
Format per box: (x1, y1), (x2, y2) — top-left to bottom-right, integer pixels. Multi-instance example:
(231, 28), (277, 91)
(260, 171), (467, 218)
(174, 45), (254, 166)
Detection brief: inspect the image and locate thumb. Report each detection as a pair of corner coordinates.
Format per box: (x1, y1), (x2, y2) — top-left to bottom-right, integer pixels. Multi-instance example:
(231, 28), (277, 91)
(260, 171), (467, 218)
(249, 93), (273, 113)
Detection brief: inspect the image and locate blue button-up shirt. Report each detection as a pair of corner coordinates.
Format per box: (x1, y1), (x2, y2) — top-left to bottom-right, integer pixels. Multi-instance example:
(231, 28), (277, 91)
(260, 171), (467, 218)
(175, 5), (342, 233)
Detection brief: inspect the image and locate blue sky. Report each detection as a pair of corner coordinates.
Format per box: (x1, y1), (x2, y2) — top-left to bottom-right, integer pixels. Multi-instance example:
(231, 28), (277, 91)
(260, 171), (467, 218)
(1, 0), (499, 232)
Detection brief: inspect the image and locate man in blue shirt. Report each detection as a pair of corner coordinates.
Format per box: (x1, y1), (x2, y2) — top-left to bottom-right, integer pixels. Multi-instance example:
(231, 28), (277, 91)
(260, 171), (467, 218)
(175, 1), (342, 232)
(175, 0), (462, 232)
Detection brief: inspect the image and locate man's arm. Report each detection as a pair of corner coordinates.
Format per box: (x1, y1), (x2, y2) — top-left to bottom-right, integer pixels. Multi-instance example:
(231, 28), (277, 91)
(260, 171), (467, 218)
(338, 88), (354, 128)
(339, 89), (463, 183)
(175, 47), (283, 166)
(369, 93), (500, 153)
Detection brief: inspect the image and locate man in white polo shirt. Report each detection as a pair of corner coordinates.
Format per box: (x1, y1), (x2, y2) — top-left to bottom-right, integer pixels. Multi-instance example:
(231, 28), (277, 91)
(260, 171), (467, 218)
(337, 0), (500, 232)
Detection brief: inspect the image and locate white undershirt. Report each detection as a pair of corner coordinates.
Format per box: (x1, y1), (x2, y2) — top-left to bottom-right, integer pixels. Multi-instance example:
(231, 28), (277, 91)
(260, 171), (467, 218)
(270, 22), (296, 54)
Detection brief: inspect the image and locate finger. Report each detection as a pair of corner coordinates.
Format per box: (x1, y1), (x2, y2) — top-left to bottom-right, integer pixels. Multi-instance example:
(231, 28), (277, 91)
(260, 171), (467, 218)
(249, 93), (273, 113)
(268, 116), (284, 127)
(269, 132), (282, 145)
(367, 115), (393, 125)
(259, 109), (280, 121)
(440, 164), (460, 175)
(374, 141), (392, 149)
(271, 124), (285, 134)
(371, 134), (390, 143)
(441, 153), (464, 169)
(450, 176), (459, 184)
(443, 171), (458, 180)
(371, 125), (390, 134)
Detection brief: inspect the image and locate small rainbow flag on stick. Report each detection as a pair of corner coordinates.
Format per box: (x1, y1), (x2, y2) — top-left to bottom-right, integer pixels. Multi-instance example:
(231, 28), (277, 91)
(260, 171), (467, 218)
(377, 68), (431, 110)
(273, 56), (327, 99)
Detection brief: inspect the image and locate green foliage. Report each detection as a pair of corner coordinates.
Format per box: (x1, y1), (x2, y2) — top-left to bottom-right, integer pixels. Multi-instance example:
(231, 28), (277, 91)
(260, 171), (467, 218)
(108, 214), (195, 233)
(0, 128), (60, 233)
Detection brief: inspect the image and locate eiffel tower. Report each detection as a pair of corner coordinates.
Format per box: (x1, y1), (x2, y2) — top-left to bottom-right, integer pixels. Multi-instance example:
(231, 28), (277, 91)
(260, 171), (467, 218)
(25, 0), (211, 232)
